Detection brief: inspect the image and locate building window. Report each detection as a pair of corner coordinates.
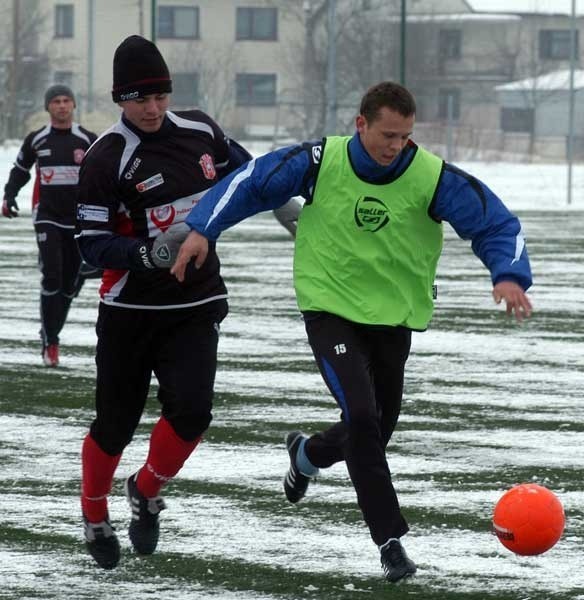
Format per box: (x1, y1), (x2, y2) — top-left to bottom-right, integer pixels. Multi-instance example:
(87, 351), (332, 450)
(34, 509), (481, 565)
(236, 7), (277, 41)
(439, 29), (462, 60)
(236, 74), (276, 106)
(539, 29), (578, 60)
(55, 4), (74, 38)
(172, 73), (199, 107)
(438, 88), (460, 120)
(54, 70), (73, 88)
(158, 6), (199, 39)
(501, 107), (534, 132)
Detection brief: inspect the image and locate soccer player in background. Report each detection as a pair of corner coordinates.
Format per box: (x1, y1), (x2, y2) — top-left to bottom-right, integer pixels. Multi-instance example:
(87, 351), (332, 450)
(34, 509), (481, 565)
(2, 85), (97, 367)
(169, 81), (533, 584)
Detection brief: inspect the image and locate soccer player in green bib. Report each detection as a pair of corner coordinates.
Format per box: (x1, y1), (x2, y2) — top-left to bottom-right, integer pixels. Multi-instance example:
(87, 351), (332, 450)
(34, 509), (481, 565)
(169, 81), (532, 584)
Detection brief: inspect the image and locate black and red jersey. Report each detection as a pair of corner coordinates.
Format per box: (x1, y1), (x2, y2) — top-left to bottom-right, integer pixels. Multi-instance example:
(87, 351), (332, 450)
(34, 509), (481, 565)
(76, 110), (247, 310)
(3, 123), (97, 228)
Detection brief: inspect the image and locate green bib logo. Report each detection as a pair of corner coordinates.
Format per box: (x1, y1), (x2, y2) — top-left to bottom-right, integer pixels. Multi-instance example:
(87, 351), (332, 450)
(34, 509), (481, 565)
(354, 196), (390, 232)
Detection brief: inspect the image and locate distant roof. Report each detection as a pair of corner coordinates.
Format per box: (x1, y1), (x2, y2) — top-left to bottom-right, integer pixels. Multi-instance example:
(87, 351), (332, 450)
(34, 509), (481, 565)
(386, 13), (519, 23)
(495, 69), (584, 91)
(406, 13), (519, 22)
(467, 0), (584, 16)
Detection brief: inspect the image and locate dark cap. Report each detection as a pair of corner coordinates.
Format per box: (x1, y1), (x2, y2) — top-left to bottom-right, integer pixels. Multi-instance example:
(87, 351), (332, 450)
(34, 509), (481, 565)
(44, 84), (76, 110)
(111, 35), (172, 103)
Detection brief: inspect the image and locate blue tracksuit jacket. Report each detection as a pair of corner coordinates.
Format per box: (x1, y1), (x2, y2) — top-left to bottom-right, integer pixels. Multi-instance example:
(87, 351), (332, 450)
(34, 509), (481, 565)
(186, 133), (532, 291)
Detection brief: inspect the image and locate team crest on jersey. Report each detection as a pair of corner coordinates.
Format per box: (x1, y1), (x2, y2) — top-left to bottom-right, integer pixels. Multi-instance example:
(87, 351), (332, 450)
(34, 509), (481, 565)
(41, 168), (55, 184)
(73, 148), (86, 164)
(150, 205), (176, 232)
(136, 173), (164, 193)
(199, 154), (216, 180)
(354, 196), (390, 232)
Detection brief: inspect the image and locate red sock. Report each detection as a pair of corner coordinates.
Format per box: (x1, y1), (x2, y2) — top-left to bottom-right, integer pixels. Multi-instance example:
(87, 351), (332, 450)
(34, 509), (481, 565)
(136, 417), (201, 497)
(81, 435), (121, 523)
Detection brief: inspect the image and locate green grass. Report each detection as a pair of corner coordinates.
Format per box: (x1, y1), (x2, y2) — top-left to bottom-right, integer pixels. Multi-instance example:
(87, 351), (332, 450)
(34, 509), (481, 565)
(1, 212), (583, 599)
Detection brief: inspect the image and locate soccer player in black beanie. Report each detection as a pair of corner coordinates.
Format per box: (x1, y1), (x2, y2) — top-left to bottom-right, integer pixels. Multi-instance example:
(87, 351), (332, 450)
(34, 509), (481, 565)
(75, 34), (256, 570)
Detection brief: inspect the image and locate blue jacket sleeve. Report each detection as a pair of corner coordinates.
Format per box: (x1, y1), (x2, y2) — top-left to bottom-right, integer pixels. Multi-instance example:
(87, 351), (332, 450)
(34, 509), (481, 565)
(432, 163), (532, 290)
(186, 143), (316, 240)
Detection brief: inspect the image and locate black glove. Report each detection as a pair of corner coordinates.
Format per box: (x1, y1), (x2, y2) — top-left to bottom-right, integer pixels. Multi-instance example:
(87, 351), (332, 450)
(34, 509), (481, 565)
(2, 197), (19, 218)
(150, 223), (191, 268)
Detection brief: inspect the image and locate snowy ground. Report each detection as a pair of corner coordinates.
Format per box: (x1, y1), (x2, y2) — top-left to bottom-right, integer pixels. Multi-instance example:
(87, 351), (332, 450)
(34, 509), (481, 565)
(0, 142), (583, 599)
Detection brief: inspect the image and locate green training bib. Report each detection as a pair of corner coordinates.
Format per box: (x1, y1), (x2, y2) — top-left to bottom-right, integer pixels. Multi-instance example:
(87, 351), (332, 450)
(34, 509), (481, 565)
(294, 136), (443, 329)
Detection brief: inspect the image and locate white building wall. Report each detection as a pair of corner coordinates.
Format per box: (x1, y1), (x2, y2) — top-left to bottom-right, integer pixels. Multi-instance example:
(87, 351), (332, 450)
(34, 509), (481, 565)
(535, 89), (584, 136)
(30, 0), (305, 136)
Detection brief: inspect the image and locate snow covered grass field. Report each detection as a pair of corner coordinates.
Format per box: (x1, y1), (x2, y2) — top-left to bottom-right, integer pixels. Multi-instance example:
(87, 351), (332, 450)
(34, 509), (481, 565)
(0, 145), (583, 599)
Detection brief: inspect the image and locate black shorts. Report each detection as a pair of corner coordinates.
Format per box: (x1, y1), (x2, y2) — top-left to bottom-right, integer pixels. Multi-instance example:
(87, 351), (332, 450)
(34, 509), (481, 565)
(90, 299), (228, 454)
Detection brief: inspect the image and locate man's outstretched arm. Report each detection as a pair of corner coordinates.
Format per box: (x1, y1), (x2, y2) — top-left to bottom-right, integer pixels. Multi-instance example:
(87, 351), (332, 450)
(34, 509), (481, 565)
(170, 142), (322, 279)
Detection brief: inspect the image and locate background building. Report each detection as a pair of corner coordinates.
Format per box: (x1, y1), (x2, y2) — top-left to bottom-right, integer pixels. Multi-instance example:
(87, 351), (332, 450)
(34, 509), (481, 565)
(0, 0), (582, 161)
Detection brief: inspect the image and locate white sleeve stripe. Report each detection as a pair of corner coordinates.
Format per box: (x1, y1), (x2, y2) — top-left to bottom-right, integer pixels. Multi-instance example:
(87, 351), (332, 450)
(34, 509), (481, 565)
(75, 230), (113, 238)
(31, 124), (51, 147)
(72, 122), (92, 145)
(14, 162), (29, 172)
(117, 121), (141, 178)
(166, 111), (215, 138)
(205, 159), (256, 231)
(511, 228), (525, 265)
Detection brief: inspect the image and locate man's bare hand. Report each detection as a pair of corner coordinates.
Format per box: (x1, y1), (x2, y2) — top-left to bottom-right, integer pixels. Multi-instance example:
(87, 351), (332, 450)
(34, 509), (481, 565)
(492, 281), (532, 322)
(170, 230), (209, 282)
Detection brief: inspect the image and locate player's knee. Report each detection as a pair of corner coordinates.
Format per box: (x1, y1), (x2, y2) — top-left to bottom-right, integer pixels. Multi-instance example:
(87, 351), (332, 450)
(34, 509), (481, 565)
(347, 410), (378, 432)
(62, 285), (77, 298)
(167, 411), (212, 441)
(346, 412), (383, 448)
(90, 423), (134, 456)
(41, 280), (61, 294)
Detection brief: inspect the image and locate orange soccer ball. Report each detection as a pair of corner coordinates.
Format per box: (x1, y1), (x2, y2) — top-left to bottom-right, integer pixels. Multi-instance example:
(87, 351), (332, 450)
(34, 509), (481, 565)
(492, 483), (565, 556)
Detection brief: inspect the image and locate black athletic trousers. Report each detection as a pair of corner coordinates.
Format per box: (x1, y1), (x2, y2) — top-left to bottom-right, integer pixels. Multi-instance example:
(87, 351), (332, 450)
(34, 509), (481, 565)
(303, 311), (412, 546)
(35, 222), (81, 345)
(90, 299), (228, 456)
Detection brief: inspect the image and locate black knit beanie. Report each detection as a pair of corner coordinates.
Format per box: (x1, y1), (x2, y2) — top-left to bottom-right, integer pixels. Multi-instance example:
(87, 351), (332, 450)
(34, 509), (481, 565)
(44, 84), (76, 110)
(111, 35), (172, 103)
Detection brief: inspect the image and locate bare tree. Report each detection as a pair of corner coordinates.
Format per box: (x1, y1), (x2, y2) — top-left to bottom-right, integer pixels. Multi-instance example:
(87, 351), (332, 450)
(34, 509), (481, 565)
(266, 0), (329, 139)
(268, 0), (403, 139)
(0, 0), (49, 140)
(165, 42), (239, 125)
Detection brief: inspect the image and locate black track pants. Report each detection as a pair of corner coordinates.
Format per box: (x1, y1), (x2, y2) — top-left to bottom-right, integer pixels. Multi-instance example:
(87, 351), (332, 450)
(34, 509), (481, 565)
(36, 223), (81, 345)
(303, 311), (412, 545)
